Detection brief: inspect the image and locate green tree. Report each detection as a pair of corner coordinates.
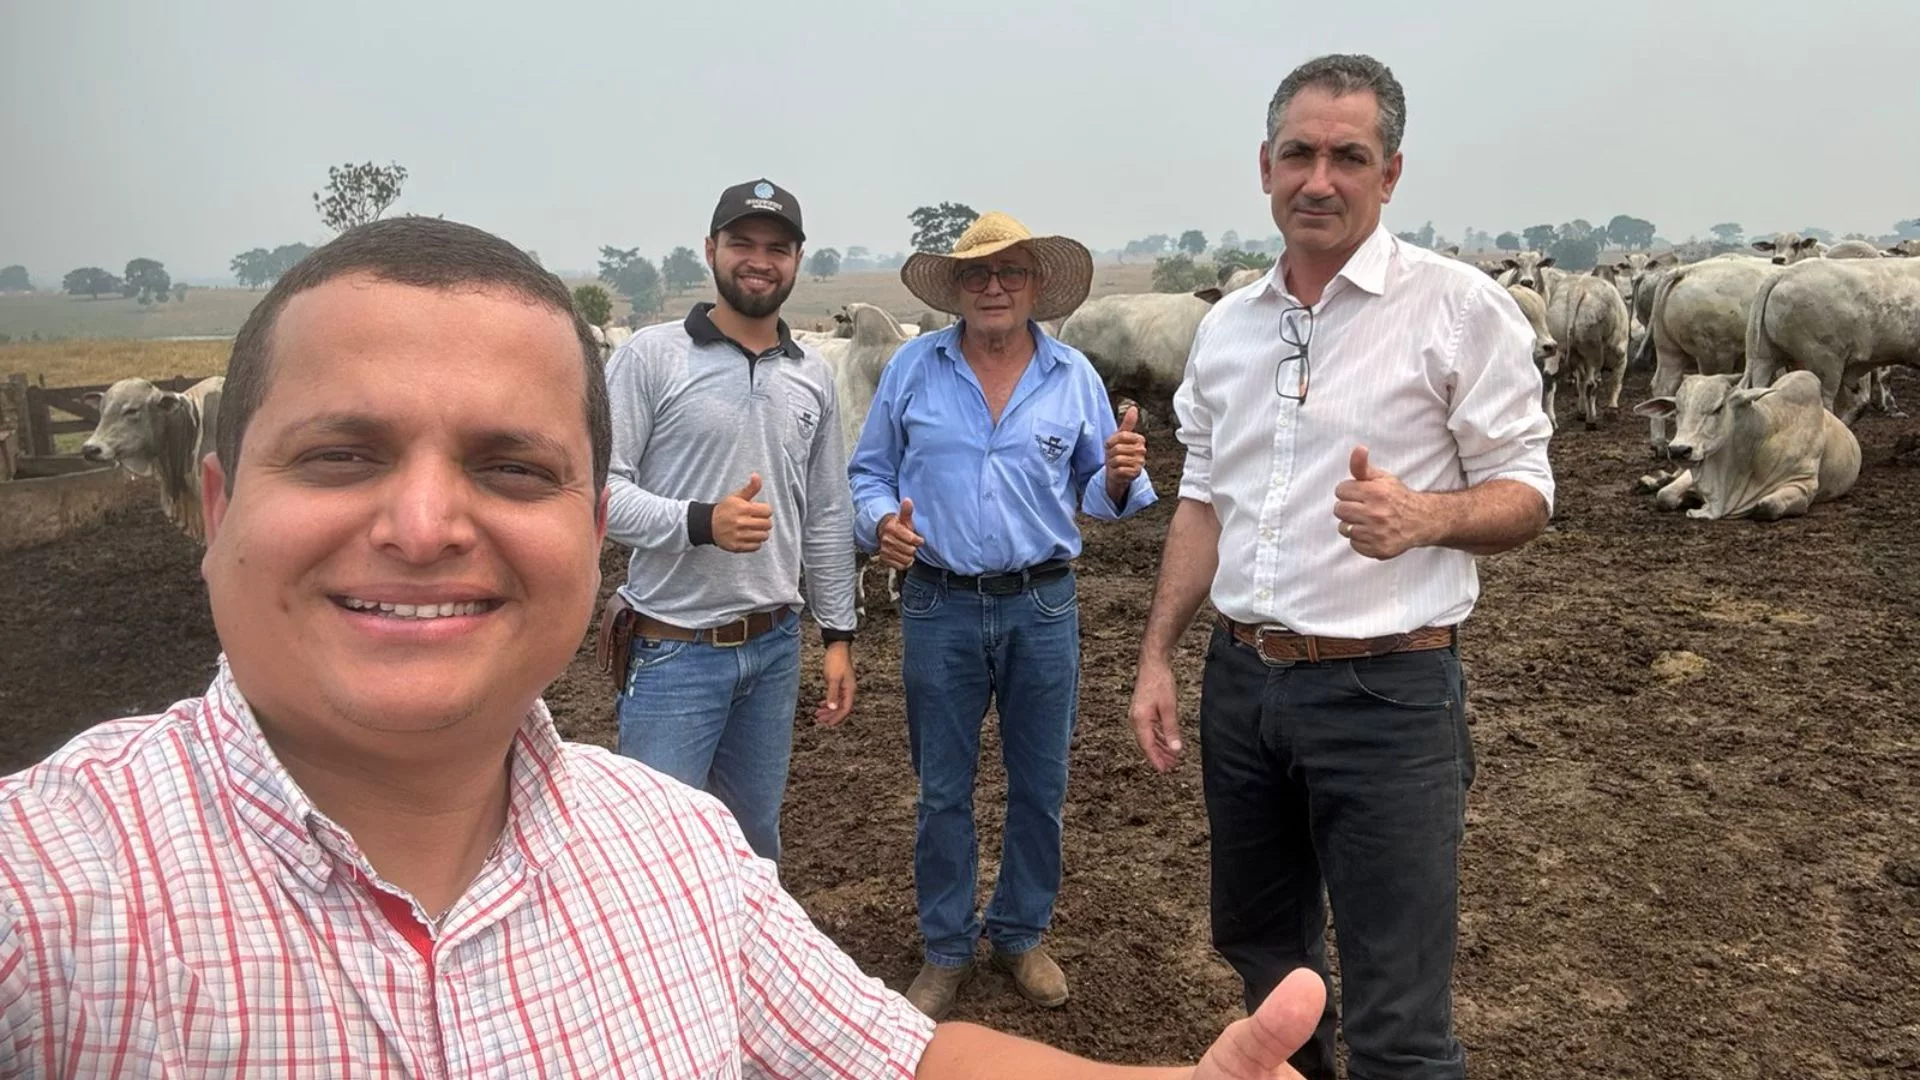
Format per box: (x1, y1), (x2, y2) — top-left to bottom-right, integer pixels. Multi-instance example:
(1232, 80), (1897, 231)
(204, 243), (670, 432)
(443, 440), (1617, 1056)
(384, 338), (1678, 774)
(124, 258), (172, 304)
(231, 248), (274, 289)
(1178, 230), (1207, 256)
(1151, 253), (1216, 293)
(843, 245), (872, 272)
(172, 283), (190, 303)
(1495, 231), (1521, 252)
(1522, 224), (1557, 252)
(269, 243), (314, 280)
(314, 161), (408, 233)
(598, 246), (663, 317)
(572, 284), (613, 327)
(1546, 235), (1600, 272)
(1558, 219), (1594, 242)
(1605, 215), (1656, 250)
(1708, 222), (1744, 244)
(1216, 229), (1241, 253)
(806, 248), (842, 280)
(0, 265), (30, 292)
(63, 267), (121, 299)
(1799, 226), (1834, 243)
(909, 203), (979, 253)
(1216, 249), (1277, 274)
(1894, 218), (1920, 239)
(661, 246), (707, 294)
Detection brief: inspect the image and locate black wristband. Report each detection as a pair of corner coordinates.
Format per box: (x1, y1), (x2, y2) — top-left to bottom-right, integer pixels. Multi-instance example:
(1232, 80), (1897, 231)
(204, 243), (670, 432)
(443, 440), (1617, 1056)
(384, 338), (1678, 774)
(687, 502), (717, 546)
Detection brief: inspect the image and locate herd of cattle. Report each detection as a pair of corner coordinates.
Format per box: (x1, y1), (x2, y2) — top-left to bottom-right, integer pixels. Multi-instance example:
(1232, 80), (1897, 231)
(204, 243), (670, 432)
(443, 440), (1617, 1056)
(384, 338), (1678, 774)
(51, 232), (1920, 544)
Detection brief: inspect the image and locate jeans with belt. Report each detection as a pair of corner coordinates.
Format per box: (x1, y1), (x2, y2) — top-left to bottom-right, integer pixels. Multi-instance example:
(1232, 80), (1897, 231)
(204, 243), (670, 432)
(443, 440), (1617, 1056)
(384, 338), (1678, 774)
(614, 608), (802, 863)
(898, 564), (1080, 967)
(1200, 621), (1474, 1080)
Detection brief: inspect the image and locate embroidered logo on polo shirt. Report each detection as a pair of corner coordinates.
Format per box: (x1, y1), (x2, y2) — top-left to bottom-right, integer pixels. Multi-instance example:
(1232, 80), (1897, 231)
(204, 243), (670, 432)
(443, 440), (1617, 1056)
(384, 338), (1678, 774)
(796, 408), (818, 442)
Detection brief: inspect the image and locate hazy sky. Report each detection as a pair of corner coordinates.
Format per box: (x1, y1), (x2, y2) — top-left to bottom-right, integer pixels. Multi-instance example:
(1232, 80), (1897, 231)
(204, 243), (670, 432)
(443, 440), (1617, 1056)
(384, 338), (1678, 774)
(4, 0), (1916, 282)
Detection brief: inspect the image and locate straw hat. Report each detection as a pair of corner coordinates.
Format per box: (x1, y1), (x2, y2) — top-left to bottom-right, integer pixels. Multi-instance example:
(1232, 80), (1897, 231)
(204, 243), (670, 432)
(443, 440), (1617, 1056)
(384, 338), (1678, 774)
(900, 211), (1093, 322)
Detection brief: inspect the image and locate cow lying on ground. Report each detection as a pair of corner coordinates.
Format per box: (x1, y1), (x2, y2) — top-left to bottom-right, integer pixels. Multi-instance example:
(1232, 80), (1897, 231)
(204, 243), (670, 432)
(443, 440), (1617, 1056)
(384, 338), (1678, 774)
(80, 376), (225, 542)
(1631, 370), (1860, 520)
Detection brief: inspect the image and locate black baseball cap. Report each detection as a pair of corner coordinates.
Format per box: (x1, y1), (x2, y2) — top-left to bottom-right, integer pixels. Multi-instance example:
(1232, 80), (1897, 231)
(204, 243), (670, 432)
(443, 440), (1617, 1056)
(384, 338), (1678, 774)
(709, 178), (805, 243)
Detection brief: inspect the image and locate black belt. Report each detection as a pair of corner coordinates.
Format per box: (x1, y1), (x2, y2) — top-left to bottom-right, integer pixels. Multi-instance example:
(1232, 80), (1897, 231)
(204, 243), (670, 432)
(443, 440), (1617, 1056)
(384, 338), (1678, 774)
(907, 559), (1071, 596)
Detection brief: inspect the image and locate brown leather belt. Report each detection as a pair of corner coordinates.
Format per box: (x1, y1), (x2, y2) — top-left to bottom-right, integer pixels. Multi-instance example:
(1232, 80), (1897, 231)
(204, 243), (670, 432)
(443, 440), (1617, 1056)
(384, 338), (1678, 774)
(1220, 615), (1456, 664)
(635, 605), (794, 647)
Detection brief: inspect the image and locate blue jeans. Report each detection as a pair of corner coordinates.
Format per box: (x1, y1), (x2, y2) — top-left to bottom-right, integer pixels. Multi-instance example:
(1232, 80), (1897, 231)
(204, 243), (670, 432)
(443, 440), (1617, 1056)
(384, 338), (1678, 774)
(899, 568), (1080, 967)
(614, 608), (802, 862)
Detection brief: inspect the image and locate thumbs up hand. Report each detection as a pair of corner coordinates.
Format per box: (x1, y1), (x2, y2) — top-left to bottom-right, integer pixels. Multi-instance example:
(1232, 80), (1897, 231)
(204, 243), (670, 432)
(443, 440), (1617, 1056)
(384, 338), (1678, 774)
(1104, 401), (1147, 488)
(714, 473), (774, 553)
(877, 497), (924, 571)
(1332, 445), (1428, 560)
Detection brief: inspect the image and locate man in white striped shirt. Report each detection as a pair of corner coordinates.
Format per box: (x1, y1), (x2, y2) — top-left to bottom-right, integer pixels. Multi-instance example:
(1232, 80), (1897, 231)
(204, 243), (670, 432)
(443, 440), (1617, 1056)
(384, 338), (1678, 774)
(1129, 55), (1554, 1080)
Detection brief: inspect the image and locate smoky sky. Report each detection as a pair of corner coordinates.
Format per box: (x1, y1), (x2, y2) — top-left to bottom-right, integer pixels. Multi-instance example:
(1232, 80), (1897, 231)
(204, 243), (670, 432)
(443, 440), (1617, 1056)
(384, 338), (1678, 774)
(4, 0), (1915, 281)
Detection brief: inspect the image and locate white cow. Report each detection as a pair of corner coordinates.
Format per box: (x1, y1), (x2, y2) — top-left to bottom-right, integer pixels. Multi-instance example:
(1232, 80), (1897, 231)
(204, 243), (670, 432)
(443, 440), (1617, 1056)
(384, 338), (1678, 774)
(1495, 251), (1566, 299)
(1885, 239), (1920, 258)
(1055, 267), (1263, 405)
(822, 303), (915, 619)
(80, 376), (225, 542)
(1744, 257), (1920, 425)
(1824, 239), (1883, 259)
(1640, 255), (1783, 450)
(1545, 275), (1630, 428)
(1750, 232), (1824, 265)
(1505, 285), (1560, 424)
(1632, 371), (1860, 520)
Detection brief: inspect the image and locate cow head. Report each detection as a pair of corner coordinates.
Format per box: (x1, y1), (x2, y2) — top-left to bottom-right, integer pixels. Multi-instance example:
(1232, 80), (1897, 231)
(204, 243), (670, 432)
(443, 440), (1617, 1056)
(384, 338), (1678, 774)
(1886, 239), (1920, 258)
(1633, 373), (1773, 463)
(80, 378), (188, 476)
(1751, 233), (1823, 265)
(1501, 251), (1555, 294)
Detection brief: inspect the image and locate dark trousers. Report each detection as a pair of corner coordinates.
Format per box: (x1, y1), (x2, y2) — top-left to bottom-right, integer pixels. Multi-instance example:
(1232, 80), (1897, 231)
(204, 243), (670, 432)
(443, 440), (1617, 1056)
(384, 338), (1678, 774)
(1200, 623), (1475, 1080)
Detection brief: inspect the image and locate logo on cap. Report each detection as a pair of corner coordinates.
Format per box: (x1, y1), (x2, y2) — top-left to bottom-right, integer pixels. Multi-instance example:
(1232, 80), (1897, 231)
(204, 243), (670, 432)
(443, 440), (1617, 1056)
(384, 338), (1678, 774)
(753, 181), (774, 199)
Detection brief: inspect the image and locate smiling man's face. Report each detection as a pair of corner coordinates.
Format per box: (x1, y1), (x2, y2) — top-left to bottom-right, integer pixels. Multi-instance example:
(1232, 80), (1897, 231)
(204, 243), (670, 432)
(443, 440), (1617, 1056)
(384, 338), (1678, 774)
(707, 216), (800, 318)
(200, 272), (606, 748)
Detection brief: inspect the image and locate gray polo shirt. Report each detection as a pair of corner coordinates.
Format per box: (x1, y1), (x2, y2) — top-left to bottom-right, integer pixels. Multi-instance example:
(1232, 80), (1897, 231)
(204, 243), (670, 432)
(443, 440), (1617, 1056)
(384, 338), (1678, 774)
(605, 304), (855, 639)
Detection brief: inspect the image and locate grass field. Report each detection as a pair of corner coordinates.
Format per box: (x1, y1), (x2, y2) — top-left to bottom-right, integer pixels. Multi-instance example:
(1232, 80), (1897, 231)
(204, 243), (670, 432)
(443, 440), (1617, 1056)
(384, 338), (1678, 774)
(0, 262), (1171, 346)
(0, 339), (232, 388)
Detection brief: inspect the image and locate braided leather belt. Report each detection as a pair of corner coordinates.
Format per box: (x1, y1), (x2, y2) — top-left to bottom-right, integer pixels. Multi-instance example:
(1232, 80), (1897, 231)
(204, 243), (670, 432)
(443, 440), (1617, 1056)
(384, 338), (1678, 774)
(1220, 615), (1457, 663)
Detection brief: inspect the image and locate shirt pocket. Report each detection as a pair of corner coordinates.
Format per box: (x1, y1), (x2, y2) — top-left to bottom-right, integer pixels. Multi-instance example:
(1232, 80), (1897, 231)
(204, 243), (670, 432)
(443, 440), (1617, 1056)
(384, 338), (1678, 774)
(1027, 418), (1082, 485)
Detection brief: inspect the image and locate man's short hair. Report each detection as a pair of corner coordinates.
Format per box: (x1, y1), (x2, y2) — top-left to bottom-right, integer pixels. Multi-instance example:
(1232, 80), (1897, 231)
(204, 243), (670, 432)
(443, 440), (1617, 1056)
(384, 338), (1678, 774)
(1266, 54), (1407, 159)
(218, 217), (613, 494)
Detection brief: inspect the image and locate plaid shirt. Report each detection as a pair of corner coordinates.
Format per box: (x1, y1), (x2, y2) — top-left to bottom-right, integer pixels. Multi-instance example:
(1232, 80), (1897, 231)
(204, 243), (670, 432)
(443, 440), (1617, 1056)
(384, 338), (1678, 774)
(0, 662), (935, 1078)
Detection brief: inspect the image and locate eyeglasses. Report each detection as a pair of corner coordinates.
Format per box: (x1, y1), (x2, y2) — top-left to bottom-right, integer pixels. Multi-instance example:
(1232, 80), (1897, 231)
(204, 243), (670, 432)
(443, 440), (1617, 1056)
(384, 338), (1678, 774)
(956, 264), (1032, 293)
(1276, 304), (1312, 403)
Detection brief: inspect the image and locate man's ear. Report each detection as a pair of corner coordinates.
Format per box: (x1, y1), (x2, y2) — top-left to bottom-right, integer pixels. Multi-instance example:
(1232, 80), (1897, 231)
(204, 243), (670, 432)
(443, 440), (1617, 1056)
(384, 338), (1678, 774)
(200, 452), (230, 550)
(595, 486), (610, 543)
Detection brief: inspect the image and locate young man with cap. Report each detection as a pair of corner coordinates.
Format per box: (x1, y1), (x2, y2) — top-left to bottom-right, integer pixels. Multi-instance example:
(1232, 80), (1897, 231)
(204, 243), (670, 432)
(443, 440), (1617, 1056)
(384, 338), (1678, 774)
(848, 212), (1156, 1019)
(600, 178), (856, 863)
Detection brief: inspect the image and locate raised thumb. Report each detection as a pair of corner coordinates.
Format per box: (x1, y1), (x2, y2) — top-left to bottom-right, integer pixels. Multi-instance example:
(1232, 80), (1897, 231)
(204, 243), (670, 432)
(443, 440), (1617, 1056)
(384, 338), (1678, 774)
(1207, 969), (1327, 1076)
(734, 473), (763, 501)
(1119, 405), (1139, 433)
(897, 497), (914, 526)
(1349, 445), (1375, 481)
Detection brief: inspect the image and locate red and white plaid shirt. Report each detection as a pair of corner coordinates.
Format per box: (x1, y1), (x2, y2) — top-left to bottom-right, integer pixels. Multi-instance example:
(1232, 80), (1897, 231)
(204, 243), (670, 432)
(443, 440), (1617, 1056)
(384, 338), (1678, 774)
(0, 662), (935, 1078)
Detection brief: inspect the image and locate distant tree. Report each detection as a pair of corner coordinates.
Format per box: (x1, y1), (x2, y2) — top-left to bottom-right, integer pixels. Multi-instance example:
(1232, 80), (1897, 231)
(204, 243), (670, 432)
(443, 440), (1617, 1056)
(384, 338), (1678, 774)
(805, 248), (842, 281)
(0, 265), (30, 292)
(1895, 218), (1920, 240)
(172, 283), (190, 303)
(909, 203), (979, 253)
(1708, 222), (1744, 244)
(1216, 229), (1241, 253)
(572, 284), (613, 326)
(1495, 231), (1521, 252)
(231, 248), (274, 289)
(661, 246), (707, 294)
(1798, 226), (1834, 244)
(63, 267), (121, 299)
(124, 258), (171, 304)
(1546, 235), (1600, 272)
(1558, 219), (1595, 242)
(1522, 224), (1556, 252)
(269, 243), (315, 280)
(1178, 230), (1207, 256)
(1605, 215), (1656, 250)
(1216, 248), (1277, 274)
(1412, 221), (1436, 248)
(598, 246), (664, 317)
(1151, 253), (1218, 293)
(842, 245), (872, 272)
(314, 161), (409, 233)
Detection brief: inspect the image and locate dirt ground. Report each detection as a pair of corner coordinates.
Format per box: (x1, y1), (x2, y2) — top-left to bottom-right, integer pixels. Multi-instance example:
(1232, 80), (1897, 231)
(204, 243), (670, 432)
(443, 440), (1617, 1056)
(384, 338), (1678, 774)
(2, 369), (1915, 1078)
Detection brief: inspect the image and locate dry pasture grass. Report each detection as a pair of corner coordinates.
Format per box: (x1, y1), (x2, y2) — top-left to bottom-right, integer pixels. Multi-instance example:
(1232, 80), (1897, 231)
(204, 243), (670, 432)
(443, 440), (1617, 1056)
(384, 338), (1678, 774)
(0, 339), (232, 388)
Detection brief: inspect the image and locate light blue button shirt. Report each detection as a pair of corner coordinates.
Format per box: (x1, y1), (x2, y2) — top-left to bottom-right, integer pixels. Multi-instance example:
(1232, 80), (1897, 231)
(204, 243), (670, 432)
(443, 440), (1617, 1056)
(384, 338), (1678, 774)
(848, 322), (1156, 576)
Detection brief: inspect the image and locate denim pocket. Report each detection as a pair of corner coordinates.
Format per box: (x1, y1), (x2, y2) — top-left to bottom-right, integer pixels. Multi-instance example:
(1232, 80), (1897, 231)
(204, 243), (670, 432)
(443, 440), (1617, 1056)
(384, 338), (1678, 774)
(900, 575), (943, 617)
(1343, 650), (1453, 709)
(1030, 573), (1077, 619)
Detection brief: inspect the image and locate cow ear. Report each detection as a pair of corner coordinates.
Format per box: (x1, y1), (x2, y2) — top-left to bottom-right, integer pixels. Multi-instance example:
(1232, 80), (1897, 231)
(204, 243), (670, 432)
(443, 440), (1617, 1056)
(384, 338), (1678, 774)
(155, 392), (184, 412)
(82, 391), (103, 408)
(1538, 256), (1555, 268)
(1501, 258), (1518, 270)
(1795, 237), (1819, 250)
(1650, 253), (1676, 267)
(1751, 241), (1775, 252)
(1192, 286), (1224, 304)
(1632, 397), (1676, 418)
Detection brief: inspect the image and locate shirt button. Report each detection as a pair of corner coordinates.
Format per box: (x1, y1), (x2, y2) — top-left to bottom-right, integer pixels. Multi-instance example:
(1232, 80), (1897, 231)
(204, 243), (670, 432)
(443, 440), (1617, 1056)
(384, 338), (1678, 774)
(1257, 588), (1272, 601)
(300, 845), (322, 866)
(1260, 527), (1275, 541)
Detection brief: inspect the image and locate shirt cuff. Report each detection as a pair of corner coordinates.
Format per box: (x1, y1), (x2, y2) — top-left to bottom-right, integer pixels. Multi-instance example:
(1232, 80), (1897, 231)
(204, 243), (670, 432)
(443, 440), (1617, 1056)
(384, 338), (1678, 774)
(687, 502), (716, 546)
(1084, 467), (1157, 519)
(854, 497), (900, 553)
(821, 626), (856, 645)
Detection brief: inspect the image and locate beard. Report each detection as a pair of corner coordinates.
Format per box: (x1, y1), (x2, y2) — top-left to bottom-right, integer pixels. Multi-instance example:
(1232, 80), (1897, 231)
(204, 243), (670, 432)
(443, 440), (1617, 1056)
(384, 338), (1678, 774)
(715, 266), (795, 319)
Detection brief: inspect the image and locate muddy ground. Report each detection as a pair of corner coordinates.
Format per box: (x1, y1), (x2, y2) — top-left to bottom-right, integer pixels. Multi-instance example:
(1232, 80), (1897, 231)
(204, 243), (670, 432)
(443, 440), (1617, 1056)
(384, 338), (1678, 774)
(2, 369), (1915, 1078)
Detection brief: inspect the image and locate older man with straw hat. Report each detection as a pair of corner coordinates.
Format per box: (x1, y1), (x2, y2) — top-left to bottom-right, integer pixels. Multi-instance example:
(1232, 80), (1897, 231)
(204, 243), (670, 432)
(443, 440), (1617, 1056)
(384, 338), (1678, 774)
(849, 212), (1157, 1019)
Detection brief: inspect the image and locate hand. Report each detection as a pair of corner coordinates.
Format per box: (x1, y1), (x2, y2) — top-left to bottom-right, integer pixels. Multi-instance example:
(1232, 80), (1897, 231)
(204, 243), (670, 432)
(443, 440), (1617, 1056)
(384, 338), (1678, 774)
(1192, 968), (1327, 1080)
(714, 474), (774, 553)
(876, 498), (924, 572)
(1129, 658), (1184, 772)
(1332, 447), (1431, 560)
(1105, 405), (1147, 491)
(815, 642), (855, 727)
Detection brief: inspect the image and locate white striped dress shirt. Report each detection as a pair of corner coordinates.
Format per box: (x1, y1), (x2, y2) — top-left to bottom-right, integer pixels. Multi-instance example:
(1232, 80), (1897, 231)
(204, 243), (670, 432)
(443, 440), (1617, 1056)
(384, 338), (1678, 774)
(1174, 226), (1554, 639)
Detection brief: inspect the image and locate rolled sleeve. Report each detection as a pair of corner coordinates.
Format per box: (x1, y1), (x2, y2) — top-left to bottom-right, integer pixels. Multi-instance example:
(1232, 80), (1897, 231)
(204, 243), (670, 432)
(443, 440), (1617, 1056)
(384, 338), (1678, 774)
(1447, 284), (1556, 513)
(1080, 465), (1157, 520)
(1172, 326), (1216, 504)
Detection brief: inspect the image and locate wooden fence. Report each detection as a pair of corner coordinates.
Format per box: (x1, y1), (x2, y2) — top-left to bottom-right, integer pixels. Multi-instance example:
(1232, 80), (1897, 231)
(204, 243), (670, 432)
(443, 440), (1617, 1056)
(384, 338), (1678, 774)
(2, 373), (205, 458)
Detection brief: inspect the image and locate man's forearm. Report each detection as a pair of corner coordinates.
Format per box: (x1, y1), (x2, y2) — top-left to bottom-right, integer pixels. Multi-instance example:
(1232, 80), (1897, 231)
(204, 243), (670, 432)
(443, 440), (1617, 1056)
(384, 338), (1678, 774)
(1420, 479), (1548, 556)
(919, 1022), (1190, 1080)
(1138, 498), (1221, 664)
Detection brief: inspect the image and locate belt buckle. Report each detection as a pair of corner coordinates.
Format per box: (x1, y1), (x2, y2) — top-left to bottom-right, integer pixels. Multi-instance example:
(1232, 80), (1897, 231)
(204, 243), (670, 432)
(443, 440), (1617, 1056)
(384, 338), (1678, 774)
(1253, 624), (1310, 664)
(708, 617), (751, 648)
